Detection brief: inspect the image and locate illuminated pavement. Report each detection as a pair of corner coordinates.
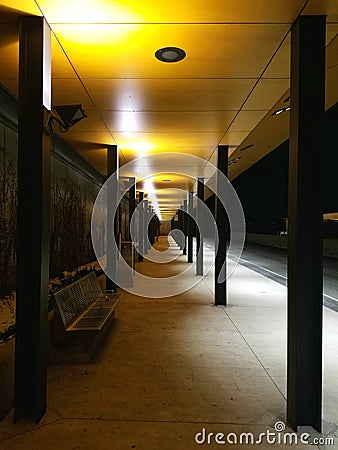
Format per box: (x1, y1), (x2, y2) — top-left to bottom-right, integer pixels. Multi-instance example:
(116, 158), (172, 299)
(0, 236), (337, 449)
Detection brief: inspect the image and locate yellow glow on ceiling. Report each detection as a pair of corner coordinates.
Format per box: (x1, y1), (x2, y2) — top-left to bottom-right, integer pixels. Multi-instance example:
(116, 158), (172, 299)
(120, 112), (138, 133)
(0, 44), (17, 77)
(114, 131), (222, 152)
(150, 174), (192, 186)
(52, 24), (141, 47)
(1, 0), (336, 186)
(122, 141), (156, 157)
(82, 79), (255, 112)
(0, 0), (41, 15)
(33, 0), (308, 24)
(138, 179), (163, 220)
(139, 179), (192, 218)
(50, 23), (288, 79)
(36, 0), (142, 24)
(142, 178), (155, 195)
(139, 177), (191, 198)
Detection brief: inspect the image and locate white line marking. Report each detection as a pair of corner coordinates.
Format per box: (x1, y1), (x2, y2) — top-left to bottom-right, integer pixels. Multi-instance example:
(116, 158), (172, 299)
(323, 292), (338, 302)
(205, 241), (338, 304)
(238, 257), (338, 304)
(239, 256), (287, 279)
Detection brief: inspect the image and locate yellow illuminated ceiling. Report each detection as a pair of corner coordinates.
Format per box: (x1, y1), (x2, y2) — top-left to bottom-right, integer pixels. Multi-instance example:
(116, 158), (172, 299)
(0, 0), (337, 217)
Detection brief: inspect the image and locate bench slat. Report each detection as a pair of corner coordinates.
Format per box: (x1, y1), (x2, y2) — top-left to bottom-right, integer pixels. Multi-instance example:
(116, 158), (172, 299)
(68, 297), (120, 331)
(54, 272), (119, 332)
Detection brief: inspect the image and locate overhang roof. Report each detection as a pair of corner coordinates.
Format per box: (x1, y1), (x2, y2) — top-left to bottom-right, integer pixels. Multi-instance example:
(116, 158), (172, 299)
(0, 0), (337, 219)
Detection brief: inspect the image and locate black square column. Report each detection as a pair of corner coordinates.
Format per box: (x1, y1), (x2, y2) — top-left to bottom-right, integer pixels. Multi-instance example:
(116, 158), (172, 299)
(143, 199), (149, 254)
(215, 145), (228, 306)
(106, 145), (118, 293)
(128, 177), (136, 241)
(138, 191), (144, 262)
(187, 192), (193, 263)
(196, 178), (204, 275)
(287, 15), (326, 432)
(182, 200), (187, 255)
(15, 16), (51, 423)
(176, 208), (183, 250)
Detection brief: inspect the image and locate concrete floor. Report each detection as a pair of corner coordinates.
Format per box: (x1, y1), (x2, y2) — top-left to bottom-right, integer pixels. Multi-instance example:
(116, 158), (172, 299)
(0, 236), (337, 449)
(239, 242), (338, 308)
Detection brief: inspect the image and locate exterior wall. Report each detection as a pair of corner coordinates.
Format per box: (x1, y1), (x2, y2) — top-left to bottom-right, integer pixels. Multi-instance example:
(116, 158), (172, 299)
(0, 84), (104, 297)
(50, 157), (101, 277)
(0, 124), (17, 296)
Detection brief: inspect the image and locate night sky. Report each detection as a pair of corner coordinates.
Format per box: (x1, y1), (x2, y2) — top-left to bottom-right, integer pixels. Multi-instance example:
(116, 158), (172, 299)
(231, 102), (338, 233)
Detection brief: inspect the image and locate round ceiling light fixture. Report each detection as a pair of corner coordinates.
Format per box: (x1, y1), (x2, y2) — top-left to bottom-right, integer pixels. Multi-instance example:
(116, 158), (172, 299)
(155, 46), (186, 63)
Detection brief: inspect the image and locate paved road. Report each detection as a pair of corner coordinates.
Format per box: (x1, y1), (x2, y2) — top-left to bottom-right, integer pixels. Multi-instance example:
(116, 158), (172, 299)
(239, 242), (338, 312)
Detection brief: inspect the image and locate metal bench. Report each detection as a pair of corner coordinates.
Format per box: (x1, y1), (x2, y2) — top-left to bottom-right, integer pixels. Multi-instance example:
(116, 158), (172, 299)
(49, 272), (120, 363)
(54, 272), (119, 331)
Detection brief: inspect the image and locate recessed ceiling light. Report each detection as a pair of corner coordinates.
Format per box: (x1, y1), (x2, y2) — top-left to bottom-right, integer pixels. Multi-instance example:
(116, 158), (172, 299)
(240, 144), (253, 151)
(155, 47), (186, 63)
(272, 106), (290, 116)
(228, 156), (242, 165)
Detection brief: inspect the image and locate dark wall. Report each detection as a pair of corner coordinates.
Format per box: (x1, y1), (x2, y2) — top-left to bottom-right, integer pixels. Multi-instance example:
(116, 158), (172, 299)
(0, 123), (17, 295)
(49, 157), (101, 277)
(231, 102), (338, 234)
(0, 83), (105, 296)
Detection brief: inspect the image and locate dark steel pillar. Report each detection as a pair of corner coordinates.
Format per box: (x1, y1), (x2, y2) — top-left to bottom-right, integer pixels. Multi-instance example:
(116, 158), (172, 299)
(147, 205), (152, 249)
(143, 199), (149, 255)
(196, 178), (204, 275)
(177, 208), (184, 250)
(15, 16), (51, 423)
(148, 206), (154, 246)
(187, 192), (193, 263)
(215, 145), (228, 306)
(128, 177), (136, 241)
(287, 15), (326, 432)
(182, 200), (187, 255)
(106, 145), (118, 293)
(138, 192), (144, 262)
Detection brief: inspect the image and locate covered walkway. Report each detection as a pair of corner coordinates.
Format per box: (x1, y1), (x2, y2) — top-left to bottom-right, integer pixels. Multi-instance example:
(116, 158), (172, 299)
(0, 237), (337, 449)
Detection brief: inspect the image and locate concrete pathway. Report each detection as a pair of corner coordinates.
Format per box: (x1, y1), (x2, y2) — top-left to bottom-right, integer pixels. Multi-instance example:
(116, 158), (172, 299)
(0, 236), (337, 449)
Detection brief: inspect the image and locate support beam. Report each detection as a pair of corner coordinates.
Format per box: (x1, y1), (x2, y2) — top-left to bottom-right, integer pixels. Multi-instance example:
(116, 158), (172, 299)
(143, 199), (149, 254)
(149, 207), (155, 246)
(155, 215), (160, 241)
(106, 145), (118, 293)
(182, 200), (187, 255)
(128, 177), (136, 241)
(215, 145), (228, 306)
(147, 205), (152, 249)
(177, 208), (184, 250)
(287, 15), (326, 432)
(196, 178), (204, 275)
(138, 192), (144, 262)
(15, 16), (51, 423)
(187, 192), (193, 263)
